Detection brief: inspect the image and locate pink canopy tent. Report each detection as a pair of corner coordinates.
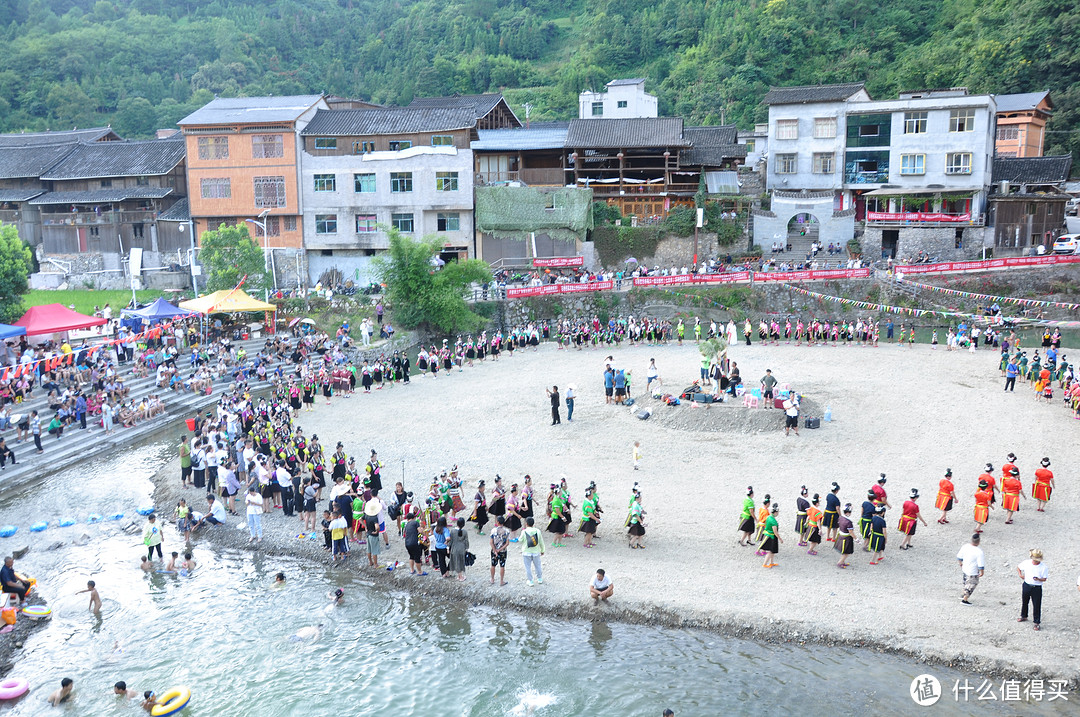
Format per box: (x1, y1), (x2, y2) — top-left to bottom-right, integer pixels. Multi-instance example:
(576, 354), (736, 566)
(14, 303), (108, 336)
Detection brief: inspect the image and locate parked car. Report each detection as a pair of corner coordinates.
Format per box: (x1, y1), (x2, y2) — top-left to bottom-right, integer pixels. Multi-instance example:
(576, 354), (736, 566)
(1066, 198), (1079, 216)
(1052, 233), (1079, 254)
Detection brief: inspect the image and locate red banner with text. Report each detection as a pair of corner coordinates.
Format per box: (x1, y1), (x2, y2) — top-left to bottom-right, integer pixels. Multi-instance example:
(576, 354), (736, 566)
(753, 268), (872, 283)
(867, 211), (971, 222)
(532, 256), (585, 268)
(631, 271), (751, 287)
(896, 254), (1080, 275)
(506, 281), (614, 299)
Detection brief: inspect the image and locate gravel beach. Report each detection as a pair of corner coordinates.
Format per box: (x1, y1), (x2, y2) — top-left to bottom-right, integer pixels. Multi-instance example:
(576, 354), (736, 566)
(153, 337), (1080, 681)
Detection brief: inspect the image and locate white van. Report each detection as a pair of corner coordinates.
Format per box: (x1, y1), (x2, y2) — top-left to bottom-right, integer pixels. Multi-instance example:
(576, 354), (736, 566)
(1052, 234), (1079, 255)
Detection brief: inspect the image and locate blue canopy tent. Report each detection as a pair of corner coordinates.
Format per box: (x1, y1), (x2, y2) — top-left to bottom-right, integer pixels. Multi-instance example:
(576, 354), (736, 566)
(0, 324), (27, 340)
(120, 298), (196, 331)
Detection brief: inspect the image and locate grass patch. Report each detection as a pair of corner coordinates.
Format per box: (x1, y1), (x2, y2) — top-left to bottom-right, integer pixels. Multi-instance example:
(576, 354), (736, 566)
(23, 289), (168, 316)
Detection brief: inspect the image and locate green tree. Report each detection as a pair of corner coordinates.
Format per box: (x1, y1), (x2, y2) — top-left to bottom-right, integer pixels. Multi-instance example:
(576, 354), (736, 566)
(196, 224), (268, 293)
(375, 228), (491, 334)
(0, 223), (33, 323)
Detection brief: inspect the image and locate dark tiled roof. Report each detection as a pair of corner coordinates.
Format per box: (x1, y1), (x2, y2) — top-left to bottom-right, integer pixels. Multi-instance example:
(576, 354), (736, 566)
(473, 126), (569, 151)
(992, 155), (1072, 185)
(0, 189), (45, 202)
(681, 126), (746, 165)
(0, 127), (119, 148)
(684, 125), (739, 147)
(995, 91), (1052, 114)
(301, 108), (477, 136)
(29, 187), (174, 204)
(157, 197), (190, 222)
(178, 95), (324, 126)
(41, 138), (185, 180)
(0, 144), (79, 179)
(606, 78), (646, 87)
(762, 82), (866, 105)
(565, 118), (687, 148)
(407, 93), (503, 116)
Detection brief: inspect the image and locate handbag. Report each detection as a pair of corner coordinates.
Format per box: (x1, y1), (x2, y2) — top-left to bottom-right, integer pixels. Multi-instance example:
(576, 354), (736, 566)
(464, 551), (476, 567)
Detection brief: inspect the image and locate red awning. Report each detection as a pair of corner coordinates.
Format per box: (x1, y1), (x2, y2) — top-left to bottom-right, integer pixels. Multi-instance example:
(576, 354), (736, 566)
(14, 303), (108, 336)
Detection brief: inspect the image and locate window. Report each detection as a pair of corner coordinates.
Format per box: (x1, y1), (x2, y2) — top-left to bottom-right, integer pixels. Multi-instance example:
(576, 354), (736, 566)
(812, 153), (834, 173)
(252, 134), (284, 158)
(132, 223), (144, 239)
(949, 109), (976, 132)
(436, 171), (459, 191)
(776, 153), (797, 174)
(617, 100), (627, 109)
(437, 212), (460, 231)
(100, 179), (112, 188)
(356, 214), (377, 233)
(776, 119), (798, 140)
(283, 216), (296, 232)
(946, 152), (972, 174)
(313, 174), (336, 192)
(431, 135), (454, 146)
(136, 176), (149, 186)
(253, 176), (286, 208)
(997, 126), (1020, 141)
(88, 227), (100, 237)
(388, 140), (412, 151)
(903, 112), (928, 134)
(315, 214), (337, 234)
(354, 173), (375, 193)
(265, 216), (280, 237)
(900, 154), (926, 175)
(314, 137), (337, 150)
(353, 141), (375, 154)
(745, 140), (755, 153)
(591, 101), (604, 116)
(858, 124), (879, 137)
(197, 136), (229, 160)
(390, 172), (412, 193)
(813, 117), (836, 139)
(200, 177), (231, 199)
(391, 213), (414, 232)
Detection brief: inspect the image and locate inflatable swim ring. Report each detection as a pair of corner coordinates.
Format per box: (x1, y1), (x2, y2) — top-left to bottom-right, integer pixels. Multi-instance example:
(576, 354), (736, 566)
(20, 605), (50, 619)
(0, 677), (28, 700)
(86, 514), (102, 524)
(29, 522), (47, 532)
(150, 686), (191, 717)
(107, 512), (124, 521)
(58, 519), (75, 527)
(136, 506), (155, 516)
(0, 526), (15, 538)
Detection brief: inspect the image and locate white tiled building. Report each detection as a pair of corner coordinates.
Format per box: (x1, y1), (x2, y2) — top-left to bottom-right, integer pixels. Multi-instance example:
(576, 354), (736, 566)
(578, 79), (658, 120)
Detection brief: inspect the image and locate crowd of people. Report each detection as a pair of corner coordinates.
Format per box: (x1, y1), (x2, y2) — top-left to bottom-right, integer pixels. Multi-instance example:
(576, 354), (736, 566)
(1000, 328), (1077, 419)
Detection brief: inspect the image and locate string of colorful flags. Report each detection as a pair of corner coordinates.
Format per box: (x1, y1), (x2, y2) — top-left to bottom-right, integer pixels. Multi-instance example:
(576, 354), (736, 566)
(780, 284), (1080, 329)
(1, 321), (178, 382)
(897, 278), (1080, 311)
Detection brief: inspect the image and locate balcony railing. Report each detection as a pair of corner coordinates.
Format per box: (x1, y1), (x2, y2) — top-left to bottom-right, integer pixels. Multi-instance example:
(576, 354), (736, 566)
(0, 210), (20, 224)
(866, 212), (985, 228)
(588, 181), (698, 196)
(40, 210), (157, 226)
(475, 168), (566, 186)
(845, 171), (890, 184)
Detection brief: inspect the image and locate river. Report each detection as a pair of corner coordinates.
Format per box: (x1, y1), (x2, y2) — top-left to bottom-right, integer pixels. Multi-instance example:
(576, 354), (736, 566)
(0, 433), (1072, 716)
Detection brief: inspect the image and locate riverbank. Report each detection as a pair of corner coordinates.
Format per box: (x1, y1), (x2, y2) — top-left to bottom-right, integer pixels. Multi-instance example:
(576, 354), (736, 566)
(151, 339), (1080, 682)
(0, 595), (49, 679)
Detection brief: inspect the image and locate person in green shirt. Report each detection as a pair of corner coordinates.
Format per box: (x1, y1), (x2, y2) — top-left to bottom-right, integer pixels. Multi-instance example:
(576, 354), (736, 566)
(676, 319), (685, 345)
(179, 436), (192, 488)
(761, 503), (783, 568)
(547, 490), (567, 547)
(626, 490), (646, 549)
(737, 487), (756, 546)
(580, 489), (599, 548)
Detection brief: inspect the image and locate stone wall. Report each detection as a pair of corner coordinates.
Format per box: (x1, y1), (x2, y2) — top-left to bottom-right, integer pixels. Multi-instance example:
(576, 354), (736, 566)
(864, 225), (985, 263)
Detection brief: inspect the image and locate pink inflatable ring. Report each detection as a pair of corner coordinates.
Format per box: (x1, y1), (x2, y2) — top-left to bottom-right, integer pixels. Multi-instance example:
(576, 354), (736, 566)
(0, 677), (28, 699)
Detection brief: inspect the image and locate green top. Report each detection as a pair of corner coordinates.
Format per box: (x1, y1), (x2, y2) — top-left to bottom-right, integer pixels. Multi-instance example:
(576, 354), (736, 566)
(180, 442), (191, 468)
(740, 497), (755, 521)
(628, 501), (643, 525)
(764, 514), (778, 539)
(581, 498), (596, 520)
(550, 495), (566, 518)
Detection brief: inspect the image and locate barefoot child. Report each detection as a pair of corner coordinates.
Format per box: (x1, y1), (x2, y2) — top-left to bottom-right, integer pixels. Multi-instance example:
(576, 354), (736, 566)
(77, 580), (101, 614)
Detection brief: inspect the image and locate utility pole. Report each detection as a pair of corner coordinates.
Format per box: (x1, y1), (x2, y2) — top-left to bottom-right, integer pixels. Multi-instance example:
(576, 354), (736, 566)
(522, 102), (533, 129)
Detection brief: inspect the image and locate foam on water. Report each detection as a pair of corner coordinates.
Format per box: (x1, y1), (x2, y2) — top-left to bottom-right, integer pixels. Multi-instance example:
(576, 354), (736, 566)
(510, 687), (557, 716)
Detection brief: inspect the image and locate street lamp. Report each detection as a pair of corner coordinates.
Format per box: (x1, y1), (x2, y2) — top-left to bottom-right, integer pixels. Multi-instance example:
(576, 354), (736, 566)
(245, 208), (272, 301)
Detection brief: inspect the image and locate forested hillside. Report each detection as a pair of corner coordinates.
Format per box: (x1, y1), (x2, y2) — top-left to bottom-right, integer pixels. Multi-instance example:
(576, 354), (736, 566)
(0, 0), (1076, 160)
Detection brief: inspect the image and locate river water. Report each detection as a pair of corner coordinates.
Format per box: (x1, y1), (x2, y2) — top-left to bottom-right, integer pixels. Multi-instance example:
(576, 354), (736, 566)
(0, 434), (1072, 716)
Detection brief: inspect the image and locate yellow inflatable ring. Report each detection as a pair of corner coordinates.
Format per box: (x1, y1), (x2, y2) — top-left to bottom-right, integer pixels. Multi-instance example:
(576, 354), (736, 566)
(150, 686), (191, 717)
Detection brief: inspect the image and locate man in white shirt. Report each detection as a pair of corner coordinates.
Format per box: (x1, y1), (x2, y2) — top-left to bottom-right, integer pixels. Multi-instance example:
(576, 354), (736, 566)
(1017, 548), (1048, 630)
(956, 533), (985, 604)
(245, 486), (263, 542)
(195, 494), (227, 530)
(589, 568), (613, 604)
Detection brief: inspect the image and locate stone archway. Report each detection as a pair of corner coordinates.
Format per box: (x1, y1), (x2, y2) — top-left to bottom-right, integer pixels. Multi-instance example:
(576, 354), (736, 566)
(753, 191), (855, 256)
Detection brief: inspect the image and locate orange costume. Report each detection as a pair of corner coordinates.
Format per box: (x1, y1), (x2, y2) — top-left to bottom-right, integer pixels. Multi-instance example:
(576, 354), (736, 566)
(973, 489), (992, 524)
(1033, 467), (1054, 502)
(1002, 477), (1023, 512)
(935, 478), (955, 511)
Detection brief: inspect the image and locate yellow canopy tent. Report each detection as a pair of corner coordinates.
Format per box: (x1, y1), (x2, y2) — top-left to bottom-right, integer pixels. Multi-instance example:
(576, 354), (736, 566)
(179, 289), (277, 315)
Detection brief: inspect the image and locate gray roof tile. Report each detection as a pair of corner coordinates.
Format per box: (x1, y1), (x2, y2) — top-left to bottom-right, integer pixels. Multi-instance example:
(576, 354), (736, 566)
(565, 118), (687, 149)
(406, 93), (503, 116)
(157, 197), (190, 222)
(0, 127), (118, 148)
(41, 138), (185, 180)
(178, 95), (324, 126)
(472, 125), (569, 151)
(994, 91), (1052, 114)
(29, 187), (174, 205)
(680, 125), (746, 166)
(992, 155), (1072, 185)
(762, 82), (867, 105)
(301, 108), (477, 136)
(0, 189), (45, 202)
(0, 144), (79, 179)
(605, 78), (647, 87)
